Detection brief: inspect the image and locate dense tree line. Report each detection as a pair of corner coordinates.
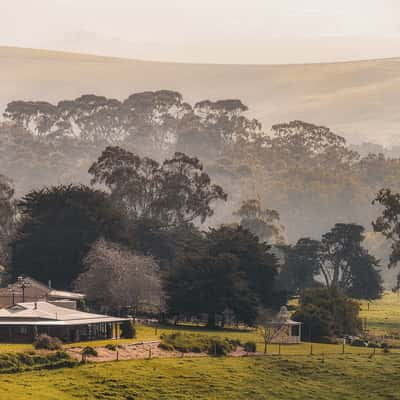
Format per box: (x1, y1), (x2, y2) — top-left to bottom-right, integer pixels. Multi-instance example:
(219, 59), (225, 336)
(0, 146), (389, 330)
(3, 91), (400, 246)
(0, 147), (281, 324)
(3, 90), (400, 336)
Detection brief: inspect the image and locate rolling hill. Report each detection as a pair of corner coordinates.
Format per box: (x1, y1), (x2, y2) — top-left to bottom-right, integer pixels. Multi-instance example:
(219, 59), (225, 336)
(1, 46), (400, 145)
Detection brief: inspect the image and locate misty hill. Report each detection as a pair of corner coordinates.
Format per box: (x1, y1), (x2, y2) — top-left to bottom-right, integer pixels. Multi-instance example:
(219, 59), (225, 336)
(1, 46), (400, 146)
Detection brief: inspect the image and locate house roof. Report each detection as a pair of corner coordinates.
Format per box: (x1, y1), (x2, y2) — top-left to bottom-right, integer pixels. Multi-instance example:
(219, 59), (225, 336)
(1, 276), (86, 301)
(0, 302), (129, 326)
(265, 319), (302, 326)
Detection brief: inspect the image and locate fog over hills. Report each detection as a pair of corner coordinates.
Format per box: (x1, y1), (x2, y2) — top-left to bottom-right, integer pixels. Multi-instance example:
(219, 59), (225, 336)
(1, 46), (400, 146)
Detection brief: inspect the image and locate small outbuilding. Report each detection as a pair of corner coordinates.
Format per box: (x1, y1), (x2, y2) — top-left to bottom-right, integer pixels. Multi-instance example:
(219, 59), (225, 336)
(0, 276), (85, 308)
(265, 306), (302, 344)
(0, 301), (130, 343)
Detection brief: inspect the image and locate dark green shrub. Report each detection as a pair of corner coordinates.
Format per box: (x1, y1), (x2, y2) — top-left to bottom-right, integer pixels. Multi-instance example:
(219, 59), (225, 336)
(244, 341), (257, 352)
(0, 351), (76, 373)
(207, 338), (233, 356)
(82, 346), (98, 357)
(350, 339), (367, 347)
(105, 343), (116, 351)
(159, 333), (235, 356)
(315, 336), (339, 344)
(121, 320), (136, 339)
(158, 342), (175, 351)
(191, 346), (202, 353)
(228, 339), (241, 348)
(293, 288), (362, 341)
(34, 334), (63, 350)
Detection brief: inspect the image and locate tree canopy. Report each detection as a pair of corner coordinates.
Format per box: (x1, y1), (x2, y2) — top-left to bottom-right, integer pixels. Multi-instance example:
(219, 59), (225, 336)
(165, 225), (281, 327)
(278, 224), (383, 300)
(293, 288), (362, 341)
(74, 238), (162, 314)
(279, 238), (321, 295)
(89, 146), (227, 226)
(234, 199), (285, 244)
(11, 185), (129, 288)
(373, 189), (400, 268)
(319, 223), (382, 298)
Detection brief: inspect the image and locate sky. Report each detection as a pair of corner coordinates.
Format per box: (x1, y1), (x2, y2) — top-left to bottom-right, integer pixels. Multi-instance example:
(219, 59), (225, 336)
(1, 0), (400, 63)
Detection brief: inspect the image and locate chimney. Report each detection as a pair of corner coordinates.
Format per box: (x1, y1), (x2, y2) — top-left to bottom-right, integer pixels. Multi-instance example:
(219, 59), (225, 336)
(48, 280), (52, 289)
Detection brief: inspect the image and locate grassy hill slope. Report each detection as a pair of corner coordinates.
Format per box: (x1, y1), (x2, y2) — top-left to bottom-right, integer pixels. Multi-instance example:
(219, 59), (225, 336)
(1, 46), (400, 145)
(1, 355), (400, 400)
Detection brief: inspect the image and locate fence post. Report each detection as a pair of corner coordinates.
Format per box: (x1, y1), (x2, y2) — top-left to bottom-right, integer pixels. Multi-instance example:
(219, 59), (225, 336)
(342, 343), (345, 354)
(278, 343), (281, 355)
(310, 344), (313, 355)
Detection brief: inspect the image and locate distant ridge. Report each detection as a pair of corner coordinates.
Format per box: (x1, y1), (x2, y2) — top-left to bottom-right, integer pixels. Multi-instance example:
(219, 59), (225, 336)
(1, 46), (400, 145)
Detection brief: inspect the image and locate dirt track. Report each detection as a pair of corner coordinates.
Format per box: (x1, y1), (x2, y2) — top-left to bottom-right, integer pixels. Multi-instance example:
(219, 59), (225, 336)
(67, 341), (255, 362)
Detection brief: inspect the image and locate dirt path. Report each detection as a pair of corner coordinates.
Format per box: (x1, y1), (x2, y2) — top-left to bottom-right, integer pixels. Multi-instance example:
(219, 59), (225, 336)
(67, 341), (258, 363)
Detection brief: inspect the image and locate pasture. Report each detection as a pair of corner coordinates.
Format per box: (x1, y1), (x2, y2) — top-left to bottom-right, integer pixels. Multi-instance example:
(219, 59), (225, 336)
(1, 354), (400, 399)
(0, 292), (399, 399)
(359, 291), (400, 334)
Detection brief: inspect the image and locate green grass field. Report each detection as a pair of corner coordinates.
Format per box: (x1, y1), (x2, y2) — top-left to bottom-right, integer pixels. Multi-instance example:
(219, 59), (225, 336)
(1, 354), (400, 400)
(359, 291), (400, 334)
(0, 292), (400, 399)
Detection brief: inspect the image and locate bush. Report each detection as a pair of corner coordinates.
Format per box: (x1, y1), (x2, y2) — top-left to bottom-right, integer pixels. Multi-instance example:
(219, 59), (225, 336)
(158, 342), (175, 351)
(315, 336), (339, 344)
(121, 320), (136, 339)
(228, 339), (241, 348)
(0, 351), (77, 373)
(105, 343), (116, 351)
(243, 341), (257, 353)
(81, 346), (98, 358)
(293, 288), (362, 341)
(207, 338), (233, 356)
(350, 339), (367, 347)
(159, 333), (236, 356)
(191, 346), (202, 353)
(34, 334), (63, 350)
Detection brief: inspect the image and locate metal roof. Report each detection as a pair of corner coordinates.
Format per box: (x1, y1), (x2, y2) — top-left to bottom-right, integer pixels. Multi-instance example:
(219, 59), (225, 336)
(265, 319), (302, 326)
(0, 302), (129, 326)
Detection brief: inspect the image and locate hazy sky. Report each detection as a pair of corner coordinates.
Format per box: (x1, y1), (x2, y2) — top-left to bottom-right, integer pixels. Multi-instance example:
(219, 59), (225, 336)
(1, 0), (400, 63)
